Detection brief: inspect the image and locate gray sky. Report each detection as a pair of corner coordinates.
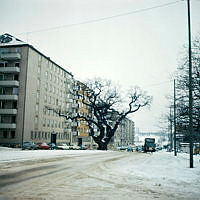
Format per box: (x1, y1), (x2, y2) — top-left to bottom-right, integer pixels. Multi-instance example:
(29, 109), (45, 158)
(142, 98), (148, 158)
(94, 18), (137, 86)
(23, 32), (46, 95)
(1, 0), (200, 132)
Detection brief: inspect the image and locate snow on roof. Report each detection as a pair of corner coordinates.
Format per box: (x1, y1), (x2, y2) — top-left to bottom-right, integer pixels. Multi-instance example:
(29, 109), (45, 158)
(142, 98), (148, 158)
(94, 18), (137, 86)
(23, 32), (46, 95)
(0, 33), (27, 46)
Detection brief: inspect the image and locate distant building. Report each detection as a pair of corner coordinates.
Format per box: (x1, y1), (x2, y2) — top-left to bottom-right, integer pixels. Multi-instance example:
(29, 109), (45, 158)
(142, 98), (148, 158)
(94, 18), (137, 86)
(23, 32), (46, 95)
(0, 33), (75, 146)
(110, 118), (135, 147)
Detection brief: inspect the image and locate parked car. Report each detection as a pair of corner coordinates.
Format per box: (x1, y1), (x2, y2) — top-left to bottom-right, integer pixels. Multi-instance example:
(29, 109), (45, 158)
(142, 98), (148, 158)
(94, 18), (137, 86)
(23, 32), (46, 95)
(36, 142), (50, 150)
(22, 141), (38, 150)
(80, 145), (87, 150)
(57, 144), (70, 150)
(117, 146), (128, 151)
(127, 146), (133, 152)
(136, 146), (143, 152)
(69, 145), (81, 150)
(47, 143), (58, 150)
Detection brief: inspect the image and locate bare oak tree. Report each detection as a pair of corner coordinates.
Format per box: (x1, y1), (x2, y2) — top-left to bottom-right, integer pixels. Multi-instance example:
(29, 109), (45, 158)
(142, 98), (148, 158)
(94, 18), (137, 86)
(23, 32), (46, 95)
(47, 78), (152, 150)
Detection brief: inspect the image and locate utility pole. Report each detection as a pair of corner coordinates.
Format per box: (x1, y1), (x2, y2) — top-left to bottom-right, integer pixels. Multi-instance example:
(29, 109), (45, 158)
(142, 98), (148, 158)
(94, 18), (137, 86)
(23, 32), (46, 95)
(187, 0), (193, 168)
(170, 106), (173, 152)
(174, 80), (177, 156)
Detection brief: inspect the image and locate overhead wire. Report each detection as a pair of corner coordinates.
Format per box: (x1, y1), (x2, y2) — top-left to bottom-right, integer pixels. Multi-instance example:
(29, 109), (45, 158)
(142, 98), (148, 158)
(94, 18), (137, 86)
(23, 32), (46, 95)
(16, 0), (184, 36)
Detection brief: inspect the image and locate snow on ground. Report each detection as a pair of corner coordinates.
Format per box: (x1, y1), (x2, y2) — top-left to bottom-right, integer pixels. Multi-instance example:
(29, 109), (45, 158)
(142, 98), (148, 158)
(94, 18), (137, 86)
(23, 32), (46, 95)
(0, 147), (199, 199)
(111, 151), (200, 197)
(0, 147), (106, 162)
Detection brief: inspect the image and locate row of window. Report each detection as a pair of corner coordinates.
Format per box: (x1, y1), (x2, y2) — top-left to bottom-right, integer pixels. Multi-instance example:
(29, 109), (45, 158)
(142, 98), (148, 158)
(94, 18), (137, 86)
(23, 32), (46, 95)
(38, 55), (72, 80)
(42, 118), (65, 129)
(30, 131), (69, 140)
(0, 74), (19, 81)
(0, 100), (17, 109)
(0, 130), (15, 139)
(0, 62), (20, 68)
(0, 115), (16, 123)
(0, 87), (19, 95)
(45, 71), (66, 87)
(44, 95), (66, 107)
(44, 84), (67, 98)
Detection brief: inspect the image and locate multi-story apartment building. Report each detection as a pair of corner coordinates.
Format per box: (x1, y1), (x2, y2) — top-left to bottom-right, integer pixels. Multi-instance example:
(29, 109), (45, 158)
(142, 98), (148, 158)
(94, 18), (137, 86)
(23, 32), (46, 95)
(112, 117), (135, 147)
(72, 80), (93, 147)
(0, 33), (75, 146)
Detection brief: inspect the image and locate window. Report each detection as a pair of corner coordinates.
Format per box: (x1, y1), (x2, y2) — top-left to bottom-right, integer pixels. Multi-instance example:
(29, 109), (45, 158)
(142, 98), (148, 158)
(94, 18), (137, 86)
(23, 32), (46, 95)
(47, 119), (50, 127)
(37, 78), (40, 87)
(15, 62), (20, 67)
(12, 116), (16, 123)
(0, 101), (5, 109)
(3, 131), (8, 138)
(48, 96), (51, 104)
(45, 82), (48, 90)
(34, 132), (37, 139)
(35, 104), (39, 112)
(43, 118), (46, 127)
(13, 88), (18, 95)
(31, 131), (33, 139)
(49, 73), (52, 81)
(36, 91), (40, 100)
(14, 74), (19, 80)
(0, 74), (4, 81)
(35, 117), (38, 126)
(0, 62), (7, 67)
(45, 71), (48, 79)
(38, 132), (41, 139)
(44, 94), (47, 103)
(38, 66), (41, 74)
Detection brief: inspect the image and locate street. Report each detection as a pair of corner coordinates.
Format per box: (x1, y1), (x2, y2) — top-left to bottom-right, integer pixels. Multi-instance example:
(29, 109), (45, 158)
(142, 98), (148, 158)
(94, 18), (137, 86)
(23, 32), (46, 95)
(0, 150), (199, 200)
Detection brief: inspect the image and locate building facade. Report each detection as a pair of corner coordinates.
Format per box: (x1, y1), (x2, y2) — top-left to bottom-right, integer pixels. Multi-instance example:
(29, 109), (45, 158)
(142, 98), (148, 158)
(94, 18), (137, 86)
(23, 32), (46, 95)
(113, 118), (135, 147)
(107, 117), (135, 148)
(0, 34), (75, 146)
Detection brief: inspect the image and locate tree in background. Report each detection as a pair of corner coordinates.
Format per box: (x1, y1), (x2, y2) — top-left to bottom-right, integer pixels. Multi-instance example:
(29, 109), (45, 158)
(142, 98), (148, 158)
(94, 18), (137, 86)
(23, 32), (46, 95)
(174, 34), (200, 142)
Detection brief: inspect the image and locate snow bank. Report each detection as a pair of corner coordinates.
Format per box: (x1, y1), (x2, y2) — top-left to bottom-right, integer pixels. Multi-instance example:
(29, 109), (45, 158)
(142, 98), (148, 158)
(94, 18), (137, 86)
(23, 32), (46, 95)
(115, 151), (200, 196)
(0, 149), (106, 162)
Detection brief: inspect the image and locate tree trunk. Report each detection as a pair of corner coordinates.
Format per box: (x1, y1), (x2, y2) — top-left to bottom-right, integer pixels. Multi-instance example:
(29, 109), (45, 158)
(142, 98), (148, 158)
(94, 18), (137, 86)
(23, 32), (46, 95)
(97, 142), (108, 150)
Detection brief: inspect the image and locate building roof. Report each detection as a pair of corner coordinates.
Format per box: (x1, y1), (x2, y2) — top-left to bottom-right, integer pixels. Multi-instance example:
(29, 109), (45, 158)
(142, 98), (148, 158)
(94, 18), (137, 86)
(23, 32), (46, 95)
(0, 33), (27, 46)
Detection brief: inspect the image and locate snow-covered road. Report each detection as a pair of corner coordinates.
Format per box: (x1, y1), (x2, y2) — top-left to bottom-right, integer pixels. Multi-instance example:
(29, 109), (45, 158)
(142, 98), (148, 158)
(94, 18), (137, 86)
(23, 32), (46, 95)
(0, 148), (199, 200)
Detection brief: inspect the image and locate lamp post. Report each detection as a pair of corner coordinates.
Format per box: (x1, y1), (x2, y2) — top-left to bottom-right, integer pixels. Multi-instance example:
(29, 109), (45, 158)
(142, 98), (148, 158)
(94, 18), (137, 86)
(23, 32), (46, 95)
(187, 0), (193, 168)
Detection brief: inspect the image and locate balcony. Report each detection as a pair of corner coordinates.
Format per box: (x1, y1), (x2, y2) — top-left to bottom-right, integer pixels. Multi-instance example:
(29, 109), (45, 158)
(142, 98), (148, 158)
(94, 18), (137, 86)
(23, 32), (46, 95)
(0, 67), (20, 73)
(0, 95), (18, 100)
(0, 109), (17, 115)
(0, 80), (19, 87)
(0, 53), (21, 60)
(0, 123), (16, 129)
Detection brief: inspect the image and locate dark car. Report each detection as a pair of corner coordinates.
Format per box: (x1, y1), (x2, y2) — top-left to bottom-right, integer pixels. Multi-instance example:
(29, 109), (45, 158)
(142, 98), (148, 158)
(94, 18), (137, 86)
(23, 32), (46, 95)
(36, 142), (50, 150)
(22, 141), (38, 150)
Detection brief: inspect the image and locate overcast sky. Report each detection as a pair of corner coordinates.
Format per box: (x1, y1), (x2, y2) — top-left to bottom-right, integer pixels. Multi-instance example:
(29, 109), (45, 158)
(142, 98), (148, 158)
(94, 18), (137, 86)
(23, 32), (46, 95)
(1, 0), (200, 132)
